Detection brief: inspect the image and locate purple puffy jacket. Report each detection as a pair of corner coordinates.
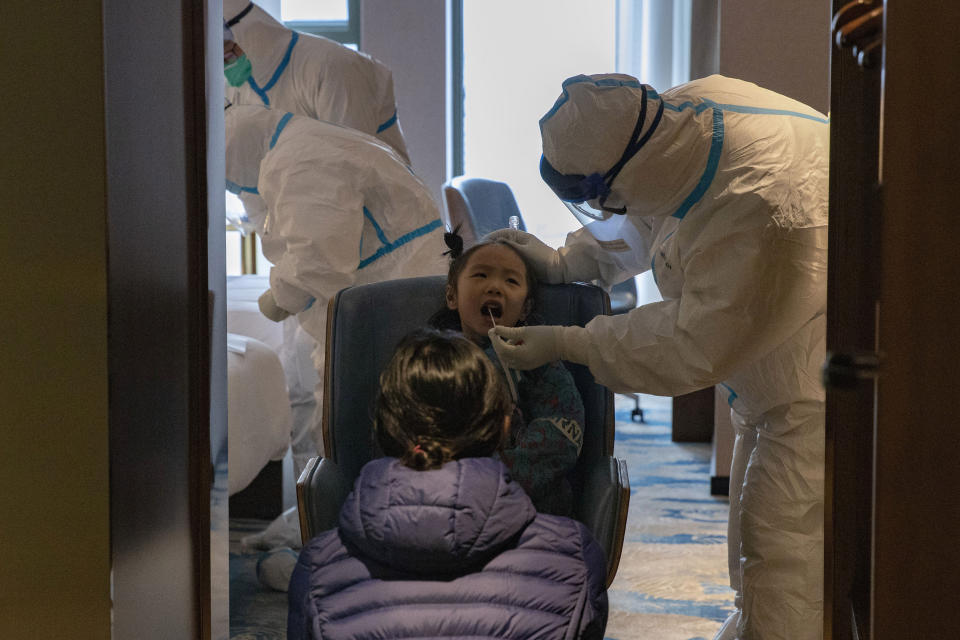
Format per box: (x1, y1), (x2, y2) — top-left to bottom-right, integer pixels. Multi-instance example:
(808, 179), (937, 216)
(288, 456), (608, 639)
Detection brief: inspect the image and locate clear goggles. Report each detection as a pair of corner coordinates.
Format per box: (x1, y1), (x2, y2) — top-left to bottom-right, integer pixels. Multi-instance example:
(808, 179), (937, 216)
(564, 199), (621, 223)
(540, 83), (665, 224)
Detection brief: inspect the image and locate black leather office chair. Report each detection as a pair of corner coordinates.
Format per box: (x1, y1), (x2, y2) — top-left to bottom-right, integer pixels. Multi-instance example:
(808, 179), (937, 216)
(297, 276), (630, 587)
(443, 175), (644, 422)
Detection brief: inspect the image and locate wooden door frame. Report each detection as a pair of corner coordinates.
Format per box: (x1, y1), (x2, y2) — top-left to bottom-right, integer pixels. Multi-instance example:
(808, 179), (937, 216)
(872, 3), (960, 637)
(104, 1), (219, 637)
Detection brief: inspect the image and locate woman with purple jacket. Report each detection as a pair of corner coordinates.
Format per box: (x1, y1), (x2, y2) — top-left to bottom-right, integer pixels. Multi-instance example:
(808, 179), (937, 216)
(287, 329), (608, 639)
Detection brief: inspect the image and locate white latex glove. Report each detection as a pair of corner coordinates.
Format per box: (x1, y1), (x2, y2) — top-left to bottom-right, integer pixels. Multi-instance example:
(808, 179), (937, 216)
(258, 288), (292, 322)
(483, 229), (565, 283)
(484, 228), (602, 284)
(488, 324), (591, 370)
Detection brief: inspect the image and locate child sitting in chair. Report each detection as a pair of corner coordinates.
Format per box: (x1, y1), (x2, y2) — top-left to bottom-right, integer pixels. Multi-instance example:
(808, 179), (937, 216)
(287, 329), (607, 639)
(429, 230), (585, 516)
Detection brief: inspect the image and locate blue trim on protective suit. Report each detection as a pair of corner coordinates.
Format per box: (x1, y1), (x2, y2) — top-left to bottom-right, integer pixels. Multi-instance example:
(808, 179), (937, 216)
(672, 104), (724, 220)
(719, 382), (738, 406)
(717, 103), (829, 124)
(246, 31), (299, 107)
(663, 97), (828, 219)
(662, 100), (713, 114)
(376, 110), (398, 133)
(269, 112), (294, 150)
(540, 74), (643, 124)
(358, 218), (442, 269)
(225, 179), (259, 195)
(362, 206), (390, 245)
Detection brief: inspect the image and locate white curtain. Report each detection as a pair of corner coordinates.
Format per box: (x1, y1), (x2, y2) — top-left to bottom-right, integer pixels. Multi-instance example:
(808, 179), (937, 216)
(616, 0), (693, 89)
(614, 0), (694, 305)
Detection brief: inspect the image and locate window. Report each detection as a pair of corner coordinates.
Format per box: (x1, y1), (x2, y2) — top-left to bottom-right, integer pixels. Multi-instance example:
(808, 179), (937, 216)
(282, 0), (359, 45)
(459, 0), (617, 249)
(457, 0), (690, 303)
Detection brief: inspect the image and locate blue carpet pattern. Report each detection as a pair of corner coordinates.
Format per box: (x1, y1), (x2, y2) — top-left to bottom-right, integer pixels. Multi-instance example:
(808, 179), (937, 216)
(224, 394), (733, 639)
(229, 519), (289, 639)
(605, 395), (733, 640)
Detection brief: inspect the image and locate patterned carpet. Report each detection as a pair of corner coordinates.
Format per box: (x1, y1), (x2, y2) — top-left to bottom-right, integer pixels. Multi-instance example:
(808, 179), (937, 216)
(605, 395), (734, 640)
(224, 394), (733, 639)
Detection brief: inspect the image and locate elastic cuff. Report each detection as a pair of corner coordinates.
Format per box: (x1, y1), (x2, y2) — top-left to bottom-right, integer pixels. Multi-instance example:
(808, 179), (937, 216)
(558, 325), (591, 366)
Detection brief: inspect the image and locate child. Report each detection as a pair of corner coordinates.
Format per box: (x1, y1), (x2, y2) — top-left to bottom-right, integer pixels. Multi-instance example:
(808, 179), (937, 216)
(287, 329), (608, 639)
(430, 231), (585, 516)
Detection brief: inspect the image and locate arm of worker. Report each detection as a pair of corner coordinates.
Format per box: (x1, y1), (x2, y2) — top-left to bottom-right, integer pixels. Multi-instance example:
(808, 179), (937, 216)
(483, 228), (597, 283)
(257, 146), (363, 317)
(485, 223), (655, 288)
(493, 223), (828, 396)
(298, 38), (411, 165)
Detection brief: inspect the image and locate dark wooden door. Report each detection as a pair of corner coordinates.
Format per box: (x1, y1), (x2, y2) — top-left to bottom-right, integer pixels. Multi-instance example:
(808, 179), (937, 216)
(824, 2), (883, 638)
(826, 3), (960, 638)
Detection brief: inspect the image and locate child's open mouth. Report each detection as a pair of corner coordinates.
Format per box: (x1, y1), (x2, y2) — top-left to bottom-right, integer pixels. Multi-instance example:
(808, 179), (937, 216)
(481, 302), (503, 319)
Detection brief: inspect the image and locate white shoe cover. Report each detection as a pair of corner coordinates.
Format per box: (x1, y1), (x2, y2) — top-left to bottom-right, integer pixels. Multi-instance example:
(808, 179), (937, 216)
(256, 546), (300, 592)
(241, 505), (302, 552)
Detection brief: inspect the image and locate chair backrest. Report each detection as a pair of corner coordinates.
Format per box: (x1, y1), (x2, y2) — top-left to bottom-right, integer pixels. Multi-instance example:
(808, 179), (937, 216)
(443, 175), (638, 313)
(442, 176), (526, 245)
(322, 275), (614, 486)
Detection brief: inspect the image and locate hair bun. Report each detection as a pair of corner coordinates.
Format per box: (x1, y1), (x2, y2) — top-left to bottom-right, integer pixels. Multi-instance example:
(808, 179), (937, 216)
(443, 225), (464, 259)
(408, 439), (447, 471)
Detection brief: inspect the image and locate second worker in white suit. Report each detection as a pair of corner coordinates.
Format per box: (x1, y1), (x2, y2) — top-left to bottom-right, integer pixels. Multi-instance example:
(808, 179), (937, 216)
(489, 74), (829, 640)
(223, 0), (409, 162)
(225, 103), (446, 499)
(222, 1), (413, 491)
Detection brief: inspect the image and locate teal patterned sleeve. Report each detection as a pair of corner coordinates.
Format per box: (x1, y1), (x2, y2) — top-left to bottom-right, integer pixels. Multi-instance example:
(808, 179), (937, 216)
(489, 346), (585, 516)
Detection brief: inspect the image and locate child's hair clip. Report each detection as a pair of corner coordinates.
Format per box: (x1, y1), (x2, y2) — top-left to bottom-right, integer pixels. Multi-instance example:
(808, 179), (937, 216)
(443, 224), (464, 258)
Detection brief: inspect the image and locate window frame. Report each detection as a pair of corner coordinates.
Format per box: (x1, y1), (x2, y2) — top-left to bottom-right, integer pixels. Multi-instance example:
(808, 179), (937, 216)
(283, 0), (361, 46)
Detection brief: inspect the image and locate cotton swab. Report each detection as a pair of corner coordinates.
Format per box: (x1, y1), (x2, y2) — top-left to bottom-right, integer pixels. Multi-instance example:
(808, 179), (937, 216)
(488, 307), (519, 404)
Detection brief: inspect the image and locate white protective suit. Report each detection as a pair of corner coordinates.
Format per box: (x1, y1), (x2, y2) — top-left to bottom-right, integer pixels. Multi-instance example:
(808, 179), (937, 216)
(225, 104), (446, 466)
(492, 74), (829, 640)
(223, 0), (409, 163)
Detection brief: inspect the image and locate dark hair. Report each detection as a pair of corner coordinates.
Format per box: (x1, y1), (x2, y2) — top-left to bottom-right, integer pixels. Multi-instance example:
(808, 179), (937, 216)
(375, 329), (512, 470)
(429, 227), (539, 331)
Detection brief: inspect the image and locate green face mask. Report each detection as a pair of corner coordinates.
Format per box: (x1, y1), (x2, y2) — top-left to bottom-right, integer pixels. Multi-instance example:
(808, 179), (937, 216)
(224, 54), (252, 87)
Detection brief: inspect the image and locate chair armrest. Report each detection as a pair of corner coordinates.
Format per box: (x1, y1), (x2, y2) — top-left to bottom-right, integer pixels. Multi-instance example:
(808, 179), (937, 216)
(576, 456), (631, 587)
(296, 457), (352, 545)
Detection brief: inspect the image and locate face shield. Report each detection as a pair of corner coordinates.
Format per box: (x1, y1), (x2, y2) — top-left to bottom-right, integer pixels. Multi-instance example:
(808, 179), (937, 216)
(564, 200), (618, 223)
(540, 83), (664, 225)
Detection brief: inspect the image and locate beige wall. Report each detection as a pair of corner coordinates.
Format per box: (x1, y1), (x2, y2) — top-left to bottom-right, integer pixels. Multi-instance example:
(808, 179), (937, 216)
(361, 0), (449, 206)
(719, 0), (831, 113)
(1, 2), (111, 638)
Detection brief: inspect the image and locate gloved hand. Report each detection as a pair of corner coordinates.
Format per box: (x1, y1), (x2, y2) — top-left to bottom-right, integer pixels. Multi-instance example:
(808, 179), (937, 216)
(488, 324), (591, 370)
(483, 229), (565, 283)
(258, 289), (292, 322)
(484, 228), (603, 284)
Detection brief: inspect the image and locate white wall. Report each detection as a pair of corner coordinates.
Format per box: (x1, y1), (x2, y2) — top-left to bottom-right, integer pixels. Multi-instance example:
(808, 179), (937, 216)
(361, 0), (449, 206)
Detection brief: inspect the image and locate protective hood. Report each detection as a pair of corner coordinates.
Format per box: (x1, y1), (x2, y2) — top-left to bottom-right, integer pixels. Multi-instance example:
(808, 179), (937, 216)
(540, 73), (711, 220)
(223, 1), (291, 88)
(338, 457), (536, 576)
(224, 104), (290, 194)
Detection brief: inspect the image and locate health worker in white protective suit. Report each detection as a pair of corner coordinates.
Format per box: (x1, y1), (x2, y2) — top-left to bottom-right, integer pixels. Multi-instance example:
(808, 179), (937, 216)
(222, 0), (411, 497)
(488, 74), (829, 640)
(223, 0), (409, 163)
(225, 103), (446, 476)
